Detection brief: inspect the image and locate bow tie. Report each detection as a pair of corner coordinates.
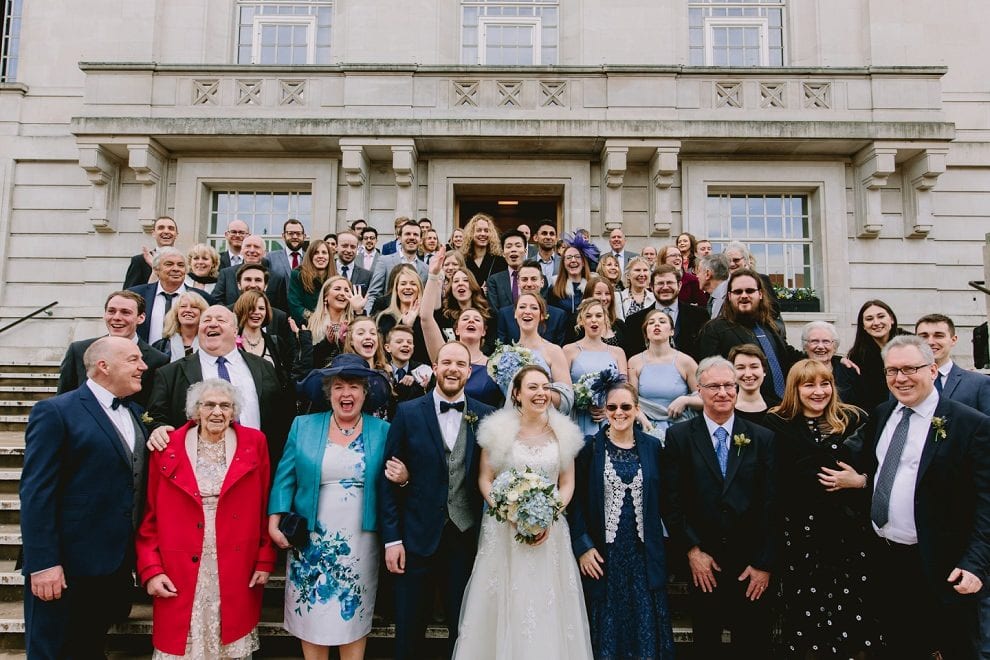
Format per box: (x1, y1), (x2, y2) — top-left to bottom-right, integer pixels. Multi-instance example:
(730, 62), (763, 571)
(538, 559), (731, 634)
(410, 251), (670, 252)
(111, 397), (124, 410)
(439, 400), (465, 413)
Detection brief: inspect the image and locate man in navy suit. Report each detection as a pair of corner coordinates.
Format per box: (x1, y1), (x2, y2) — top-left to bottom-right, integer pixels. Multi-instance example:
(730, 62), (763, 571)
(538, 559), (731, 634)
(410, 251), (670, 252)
(21, 337), (149, 659)
(266, 218), (307, 281)
(380, 216), (409, 256)
(857, 335), (990, 658)
(916, 314), (990, 414)
(662, 356), (776, 658)
(485, 229), (528, 313)
(334, 230), (373, 292)
(128, 246), (209, 343)
(496, 261), (566, 345)
(121, 215), (178, 289)
(379, 341), (496, 659)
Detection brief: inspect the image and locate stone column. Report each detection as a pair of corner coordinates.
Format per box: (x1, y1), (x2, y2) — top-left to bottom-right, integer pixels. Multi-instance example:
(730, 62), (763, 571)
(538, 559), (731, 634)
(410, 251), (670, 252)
(600, 143), (628, 234)
(649, 143), (681, 236)
(340, 139), (370, 228)
(78, 143), (121, 234)
(391, 141), (418, 220)
(127, 139), (169, 232)
(853, 143), (897, 238)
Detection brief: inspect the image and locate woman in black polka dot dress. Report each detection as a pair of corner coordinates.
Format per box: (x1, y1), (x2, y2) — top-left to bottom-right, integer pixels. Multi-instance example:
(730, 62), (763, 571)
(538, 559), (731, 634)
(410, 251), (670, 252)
(765, 359), (879, 658)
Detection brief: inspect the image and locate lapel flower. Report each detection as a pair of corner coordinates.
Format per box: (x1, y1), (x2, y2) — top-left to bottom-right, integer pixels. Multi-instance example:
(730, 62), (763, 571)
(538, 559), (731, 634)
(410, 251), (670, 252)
(140, 412), (153, 426)
(931, 416), (948, 442)
(733, 433), (751, 456)
(464, 410), (479, 429)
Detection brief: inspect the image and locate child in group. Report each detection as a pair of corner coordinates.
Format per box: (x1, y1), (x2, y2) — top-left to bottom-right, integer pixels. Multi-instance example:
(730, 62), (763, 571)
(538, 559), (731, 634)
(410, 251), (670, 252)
(384, 324), (433, 403)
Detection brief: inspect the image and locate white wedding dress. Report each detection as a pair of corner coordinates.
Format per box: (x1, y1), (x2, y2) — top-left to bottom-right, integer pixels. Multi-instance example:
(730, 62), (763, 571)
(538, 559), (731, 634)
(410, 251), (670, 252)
(453, 409), (593, 660)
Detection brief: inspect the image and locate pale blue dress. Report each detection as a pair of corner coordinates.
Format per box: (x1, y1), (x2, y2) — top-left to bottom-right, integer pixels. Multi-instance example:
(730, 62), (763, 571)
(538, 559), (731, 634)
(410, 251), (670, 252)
(570, 348), (618, 437)
(638, 361), (692, 433)
(283, 435), (380, 645)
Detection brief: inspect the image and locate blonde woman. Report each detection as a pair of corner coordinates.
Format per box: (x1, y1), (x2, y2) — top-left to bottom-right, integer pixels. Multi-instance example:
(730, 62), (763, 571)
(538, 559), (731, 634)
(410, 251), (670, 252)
(595, 253), (625, 293)
(153, 291), (209, 361)
(297, 275), (367, 374)
(615, 257), (655, 321)
(375, 264), (429, 365)
(563, 298), (627, 436)
(185, 243), (221, 295)
(461, 213), (507, 288)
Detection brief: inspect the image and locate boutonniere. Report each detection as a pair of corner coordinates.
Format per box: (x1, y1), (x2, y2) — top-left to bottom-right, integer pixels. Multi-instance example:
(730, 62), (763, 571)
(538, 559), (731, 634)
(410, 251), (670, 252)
(733, 433), (751, 456)
(464, 410), (479, 429)
(931, 416), (948, 442)
(140, 412), (153, 426)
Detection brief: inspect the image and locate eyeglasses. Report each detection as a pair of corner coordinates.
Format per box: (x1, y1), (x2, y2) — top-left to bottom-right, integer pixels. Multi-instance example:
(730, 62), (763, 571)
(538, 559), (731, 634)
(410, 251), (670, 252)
(699, 383), (738, 392)
(564, 254), (583, 262)
(284, 231), (304, 237)
(729, 288), (758, 296)
(226, 230), (248, 236)
(198, 401), (233, 411)
(605, 403), (635, 412)
(805, 339), (835, 347)
(883, 364), (932, 378)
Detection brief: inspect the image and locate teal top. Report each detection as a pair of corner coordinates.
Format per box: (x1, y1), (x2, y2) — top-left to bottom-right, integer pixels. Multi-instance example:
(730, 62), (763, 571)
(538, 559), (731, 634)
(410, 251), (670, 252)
(268, 412), (389, 532)
(288, 269), (321, 326)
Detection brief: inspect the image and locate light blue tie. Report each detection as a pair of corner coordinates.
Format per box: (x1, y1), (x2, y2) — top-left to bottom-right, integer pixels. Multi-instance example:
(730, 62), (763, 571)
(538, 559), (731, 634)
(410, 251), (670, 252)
(753, 324), (786, 398)
(714, 427), (729, 477)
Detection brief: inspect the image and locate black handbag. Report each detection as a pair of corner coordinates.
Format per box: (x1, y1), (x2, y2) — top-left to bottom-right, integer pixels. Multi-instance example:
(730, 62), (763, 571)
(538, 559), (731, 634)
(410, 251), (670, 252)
(277, 512), (310, 549)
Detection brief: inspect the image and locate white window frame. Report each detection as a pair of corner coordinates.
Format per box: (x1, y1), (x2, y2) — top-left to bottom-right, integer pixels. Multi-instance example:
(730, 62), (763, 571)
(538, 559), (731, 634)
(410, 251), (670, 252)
(250, 14), (318, 65)
(703, 16), (770, 67)
(478, 16), (542, 65)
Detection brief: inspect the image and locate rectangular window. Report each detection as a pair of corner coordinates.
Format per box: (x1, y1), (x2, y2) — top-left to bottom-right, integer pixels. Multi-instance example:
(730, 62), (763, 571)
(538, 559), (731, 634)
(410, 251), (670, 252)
(689, 0), (784, 66)
(236, 1), (332, 65)
(705, 193), (812, 290)
(209, 190), (313, 252)
(1, 0), (22, 82)
(462, 0), (558, 65)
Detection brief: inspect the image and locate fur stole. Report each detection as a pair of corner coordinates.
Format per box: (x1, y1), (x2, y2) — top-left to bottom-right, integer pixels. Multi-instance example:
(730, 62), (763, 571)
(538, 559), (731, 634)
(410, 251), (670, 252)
(477, 407), (585, 474)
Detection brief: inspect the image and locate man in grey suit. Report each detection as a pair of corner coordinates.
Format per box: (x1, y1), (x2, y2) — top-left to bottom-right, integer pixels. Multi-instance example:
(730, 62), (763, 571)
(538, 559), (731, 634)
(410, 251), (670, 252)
(335, 230), (372, 292)
(606, 227), (638, 274)
(366, 220), (427, 314)
(359, 226), (381, 274)
(266, 218), (308, 281)
(211, 234), (289, 312)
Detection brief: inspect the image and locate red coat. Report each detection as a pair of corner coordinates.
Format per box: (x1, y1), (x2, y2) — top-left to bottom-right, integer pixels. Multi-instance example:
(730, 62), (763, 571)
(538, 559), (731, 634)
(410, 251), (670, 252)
(135, 422), (277, 655)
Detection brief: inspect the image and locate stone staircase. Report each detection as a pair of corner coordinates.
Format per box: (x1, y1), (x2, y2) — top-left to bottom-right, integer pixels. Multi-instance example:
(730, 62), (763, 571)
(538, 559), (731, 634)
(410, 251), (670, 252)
(0, 362), (710, 658)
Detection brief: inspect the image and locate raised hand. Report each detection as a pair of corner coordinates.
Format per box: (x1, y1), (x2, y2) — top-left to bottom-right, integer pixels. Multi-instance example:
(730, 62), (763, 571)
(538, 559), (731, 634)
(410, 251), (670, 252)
(429, 245), (446, 277)
(349, 283), (368, 313)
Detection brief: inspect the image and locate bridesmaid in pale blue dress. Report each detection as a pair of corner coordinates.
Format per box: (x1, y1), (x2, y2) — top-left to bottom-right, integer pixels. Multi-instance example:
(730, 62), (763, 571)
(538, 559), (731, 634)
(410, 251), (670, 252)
(564, 298), (628, 436)
(628, 309), (702, 436)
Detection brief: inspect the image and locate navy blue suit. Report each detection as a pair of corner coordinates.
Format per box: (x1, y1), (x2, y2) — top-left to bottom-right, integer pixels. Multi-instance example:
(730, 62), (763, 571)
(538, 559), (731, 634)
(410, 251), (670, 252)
(20, 386), (149, 659)
(378, 392), (495, 659)
(943, 364), (990, 414)
(127, 283), (210, 343)
(495, 303), (567, 346)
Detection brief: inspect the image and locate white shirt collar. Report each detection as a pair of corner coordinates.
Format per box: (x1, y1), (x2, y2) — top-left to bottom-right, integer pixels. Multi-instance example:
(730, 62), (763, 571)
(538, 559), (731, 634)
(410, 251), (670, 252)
(938, 360), (954, 378)
(703, 412), (735, 442)
(893, 387), (940, 420)
(86, 379), (121, 410)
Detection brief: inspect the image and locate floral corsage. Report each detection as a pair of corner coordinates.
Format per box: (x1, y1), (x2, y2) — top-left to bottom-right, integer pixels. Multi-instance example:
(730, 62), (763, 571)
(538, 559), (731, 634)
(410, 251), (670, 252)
(931, 416), (947, 442)
(464, 410), (479, 430)
(140, 412), (154, 426)
(733, 433), (751, 456)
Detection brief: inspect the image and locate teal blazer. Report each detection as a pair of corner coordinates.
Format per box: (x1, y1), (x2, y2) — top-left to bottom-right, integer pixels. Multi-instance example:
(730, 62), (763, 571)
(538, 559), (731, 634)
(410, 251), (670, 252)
(268, 412), (389, 532)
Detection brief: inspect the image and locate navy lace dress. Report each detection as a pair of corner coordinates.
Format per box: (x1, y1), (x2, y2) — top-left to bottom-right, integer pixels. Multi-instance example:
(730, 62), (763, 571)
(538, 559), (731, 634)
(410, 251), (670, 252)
(588, 440), (675, 659)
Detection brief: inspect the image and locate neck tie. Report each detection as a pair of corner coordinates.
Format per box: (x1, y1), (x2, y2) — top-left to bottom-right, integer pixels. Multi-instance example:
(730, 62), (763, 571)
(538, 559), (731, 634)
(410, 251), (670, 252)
(231, 254), (242, 267)
(395, 367), (406, 382)
(572, 281), (582, 312)
(216, 356), (231, 383)
(753, 324), (786, 398)
(291, 251), (300, 269)
(714, 427), (729, 477)
(161, 291), (178, 314)
(934, 374), (943, 393)
(341, 264), (349, 280)
(111, 397), (124, 411)
(871, 407), (914, 528)
(510, 269), (519, 302)
(440, 400), (465, 413)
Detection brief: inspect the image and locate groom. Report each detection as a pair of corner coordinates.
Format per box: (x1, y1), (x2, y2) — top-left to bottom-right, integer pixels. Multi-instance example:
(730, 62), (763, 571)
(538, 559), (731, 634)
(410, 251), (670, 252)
(379, 340), (496, 659)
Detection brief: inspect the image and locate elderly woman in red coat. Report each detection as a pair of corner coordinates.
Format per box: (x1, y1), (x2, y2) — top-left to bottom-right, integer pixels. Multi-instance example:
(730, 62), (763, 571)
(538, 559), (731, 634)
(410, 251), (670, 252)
(136, 378), (276, 659)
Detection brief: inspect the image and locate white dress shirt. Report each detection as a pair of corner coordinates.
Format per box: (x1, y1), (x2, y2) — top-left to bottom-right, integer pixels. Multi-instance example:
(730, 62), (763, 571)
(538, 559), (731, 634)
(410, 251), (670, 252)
(433, 389), (466, 451)
(872, 388), (940, 544)
(86, 379), (135, 452)
(937, 360), (953, 391)
(336, 259), (354, 281)
(148, 283), (189, 345)
(198, 349), (262, 431)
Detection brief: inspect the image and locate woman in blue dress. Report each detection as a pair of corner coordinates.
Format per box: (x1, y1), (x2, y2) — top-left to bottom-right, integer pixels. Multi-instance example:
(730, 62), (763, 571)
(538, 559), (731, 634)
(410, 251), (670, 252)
(570, 383), (675, 659)
(564, 298), (628, 436)
(628, 308), (702, 435)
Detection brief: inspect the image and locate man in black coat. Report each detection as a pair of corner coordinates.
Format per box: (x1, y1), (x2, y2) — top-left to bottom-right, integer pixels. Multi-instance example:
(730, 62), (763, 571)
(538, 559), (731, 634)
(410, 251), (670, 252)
(211, 234), (289, 313)
(856, 335), (990, 658)
(623, 265), (710, 360)
(121, 216), (178, 289)
(662, 356), (777, 658)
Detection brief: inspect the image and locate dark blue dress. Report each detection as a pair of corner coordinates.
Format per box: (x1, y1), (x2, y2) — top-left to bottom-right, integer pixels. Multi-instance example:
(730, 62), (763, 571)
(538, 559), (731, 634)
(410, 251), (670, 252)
(464, 363), (504, 408)
(589, 440), (675, 659)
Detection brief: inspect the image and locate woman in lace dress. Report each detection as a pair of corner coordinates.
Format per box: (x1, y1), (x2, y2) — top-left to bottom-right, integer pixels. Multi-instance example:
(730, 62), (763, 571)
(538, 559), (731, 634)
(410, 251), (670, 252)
(570, 383), (675, 659)
(137, 379), (275, 659)
(454, 365), (593, 660)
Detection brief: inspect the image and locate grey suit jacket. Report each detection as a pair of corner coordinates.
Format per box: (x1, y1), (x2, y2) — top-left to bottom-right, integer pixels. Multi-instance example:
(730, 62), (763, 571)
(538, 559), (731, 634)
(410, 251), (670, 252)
(366, 253), (428, 313)
(266, 248), (302, 282)
(337, 260), (372, 292)
(943, 364), (990, 414)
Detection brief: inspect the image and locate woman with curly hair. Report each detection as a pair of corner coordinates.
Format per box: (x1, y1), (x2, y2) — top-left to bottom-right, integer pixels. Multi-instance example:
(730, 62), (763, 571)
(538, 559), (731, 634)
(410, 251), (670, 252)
(460, 213), (507, 288)
(288, 239), (336, 326)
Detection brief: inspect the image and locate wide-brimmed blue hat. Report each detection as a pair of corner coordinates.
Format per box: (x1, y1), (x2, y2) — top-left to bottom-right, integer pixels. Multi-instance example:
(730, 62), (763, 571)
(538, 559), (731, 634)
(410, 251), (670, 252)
(296, 353), (392, 412)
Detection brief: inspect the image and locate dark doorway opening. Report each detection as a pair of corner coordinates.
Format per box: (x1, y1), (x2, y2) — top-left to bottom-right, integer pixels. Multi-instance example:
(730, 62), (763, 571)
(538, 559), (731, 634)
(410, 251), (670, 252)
(457, 197), (560, 237)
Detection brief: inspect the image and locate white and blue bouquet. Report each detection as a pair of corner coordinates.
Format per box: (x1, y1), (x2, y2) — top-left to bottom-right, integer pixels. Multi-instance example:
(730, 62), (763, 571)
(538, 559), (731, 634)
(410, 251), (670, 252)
(487, 341), (539, 394)
(487, 467), (564, 544)
(573, 365), (625, 410)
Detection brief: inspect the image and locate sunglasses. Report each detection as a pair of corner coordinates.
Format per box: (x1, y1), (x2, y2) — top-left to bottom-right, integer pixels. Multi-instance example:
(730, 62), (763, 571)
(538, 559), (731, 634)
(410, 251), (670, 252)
(605, 403), (635, 412)
(729, 288), (758, 296)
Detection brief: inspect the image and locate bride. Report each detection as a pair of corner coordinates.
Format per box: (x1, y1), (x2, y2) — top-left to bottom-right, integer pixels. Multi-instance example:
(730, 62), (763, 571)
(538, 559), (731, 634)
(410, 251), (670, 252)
(453, 365), (593, 660)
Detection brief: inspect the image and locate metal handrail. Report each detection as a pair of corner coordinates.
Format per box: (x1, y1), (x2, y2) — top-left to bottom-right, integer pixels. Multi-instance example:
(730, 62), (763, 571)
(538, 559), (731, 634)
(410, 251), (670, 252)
(0, 301), (58, 335)
(969, 281), (990, 296)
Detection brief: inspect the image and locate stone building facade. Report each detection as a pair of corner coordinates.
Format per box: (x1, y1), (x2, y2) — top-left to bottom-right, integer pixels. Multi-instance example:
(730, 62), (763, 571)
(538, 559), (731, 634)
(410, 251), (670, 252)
(0, 0), (987, 362)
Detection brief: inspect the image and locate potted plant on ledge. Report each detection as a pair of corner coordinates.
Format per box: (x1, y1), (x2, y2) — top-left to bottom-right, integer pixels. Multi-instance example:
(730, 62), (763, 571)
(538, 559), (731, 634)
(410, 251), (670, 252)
(773, 286), (821, 313)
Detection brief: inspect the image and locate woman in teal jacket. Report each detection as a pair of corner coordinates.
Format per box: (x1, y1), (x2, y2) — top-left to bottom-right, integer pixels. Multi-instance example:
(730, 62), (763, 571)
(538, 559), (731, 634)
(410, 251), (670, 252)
(268, 353), (397, 660)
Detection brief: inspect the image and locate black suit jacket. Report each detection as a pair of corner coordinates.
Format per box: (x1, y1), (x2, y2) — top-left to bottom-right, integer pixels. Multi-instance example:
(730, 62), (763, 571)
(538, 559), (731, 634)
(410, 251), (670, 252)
(211, 263), (289, 313)
(662, 415), (777, 571)
(856, 397), (990, 599)
(147, 350), (291, 464)
(378, 393), (496, 557)
(698, 318), (803, 402)
(623, 301), (710, 360)
(122, 253), (152, 289)
(127, 283), (211, 343)
(58, 336), (168, 408)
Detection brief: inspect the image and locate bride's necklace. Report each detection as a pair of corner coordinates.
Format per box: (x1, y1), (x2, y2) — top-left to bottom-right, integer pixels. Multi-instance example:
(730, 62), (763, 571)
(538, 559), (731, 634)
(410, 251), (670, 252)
(333, 415), (362, 437)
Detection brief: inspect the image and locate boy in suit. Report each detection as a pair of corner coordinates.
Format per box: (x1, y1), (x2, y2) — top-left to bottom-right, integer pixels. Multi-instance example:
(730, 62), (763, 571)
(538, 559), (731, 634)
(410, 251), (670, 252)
(384, 324), (432, 403)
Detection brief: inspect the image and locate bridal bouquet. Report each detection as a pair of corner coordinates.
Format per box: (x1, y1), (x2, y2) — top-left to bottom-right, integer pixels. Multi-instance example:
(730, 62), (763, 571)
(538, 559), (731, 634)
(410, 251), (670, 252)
(487, 467), (564, 544)
(573, 365), (624, 410)
(487, 342), (538, 393)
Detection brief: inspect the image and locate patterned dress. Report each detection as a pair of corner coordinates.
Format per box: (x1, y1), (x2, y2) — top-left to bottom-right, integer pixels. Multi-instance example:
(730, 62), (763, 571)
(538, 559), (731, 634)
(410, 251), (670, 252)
(154, 436), (259, 660)
(283, 434), (380, 645)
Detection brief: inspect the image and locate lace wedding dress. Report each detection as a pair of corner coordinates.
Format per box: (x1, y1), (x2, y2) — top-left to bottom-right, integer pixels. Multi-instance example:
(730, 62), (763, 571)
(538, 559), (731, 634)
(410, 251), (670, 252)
(453, 411), (593, 660)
